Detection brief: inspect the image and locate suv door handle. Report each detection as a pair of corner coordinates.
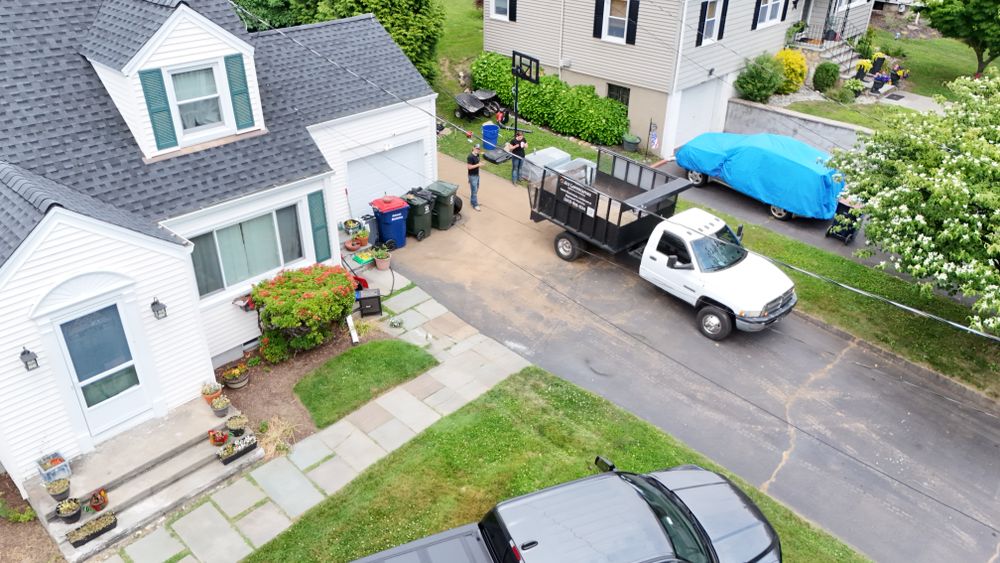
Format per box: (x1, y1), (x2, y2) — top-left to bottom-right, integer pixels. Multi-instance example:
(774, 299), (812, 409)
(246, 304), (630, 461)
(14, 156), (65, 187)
(649, 255), (657, 261)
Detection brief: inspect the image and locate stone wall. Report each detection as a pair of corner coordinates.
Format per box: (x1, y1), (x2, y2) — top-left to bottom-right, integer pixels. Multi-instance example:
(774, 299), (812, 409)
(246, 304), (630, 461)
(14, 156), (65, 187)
(724, 98), (872, 153)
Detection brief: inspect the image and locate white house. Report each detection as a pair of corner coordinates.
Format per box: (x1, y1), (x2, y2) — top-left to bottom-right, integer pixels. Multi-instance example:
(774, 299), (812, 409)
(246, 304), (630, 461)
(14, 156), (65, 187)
(0, 0), (437, 496)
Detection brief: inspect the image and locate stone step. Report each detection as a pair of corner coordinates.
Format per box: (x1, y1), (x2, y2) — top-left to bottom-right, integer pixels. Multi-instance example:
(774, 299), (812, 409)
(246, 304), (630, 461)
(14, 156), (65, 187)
(56, 444), (264, 563)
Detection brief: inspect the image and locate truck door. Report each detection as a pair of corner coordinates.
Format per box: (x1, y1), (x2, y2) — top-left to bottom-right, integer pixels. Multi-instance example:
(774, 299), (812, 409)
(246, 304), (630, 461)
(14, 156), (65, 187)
(640, 230), (701, 305)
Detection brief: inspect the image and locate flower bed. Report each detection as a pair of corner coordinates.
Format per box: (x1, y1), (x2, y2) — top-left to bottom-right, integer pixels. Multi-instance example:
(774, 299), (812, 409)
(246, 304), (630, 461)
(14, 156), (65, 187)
(66, 512), (117, 548)
(218, 434), (258, 465)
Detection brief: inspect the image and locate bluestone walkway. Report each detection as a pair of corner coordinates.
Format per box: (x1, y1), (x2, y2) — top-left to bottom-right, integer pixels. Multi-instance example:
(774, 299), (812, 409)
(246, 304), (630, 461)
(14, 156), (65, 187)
(100, 270), (529, 563)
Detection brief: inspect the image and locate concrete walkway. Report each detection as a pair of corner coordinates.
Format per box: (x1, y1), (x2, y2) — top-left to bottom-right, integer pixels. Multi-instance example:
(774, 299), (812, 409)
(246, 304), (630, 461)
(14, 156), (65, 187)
(99, 271), (529, 563)
(879, 89), (945, 114)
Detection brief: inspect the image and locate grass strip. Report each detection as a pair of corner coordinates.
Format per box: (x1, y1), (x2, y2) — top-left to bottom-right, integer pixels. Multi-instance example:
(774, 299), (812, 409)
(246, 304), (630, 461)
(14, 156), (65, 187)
(251, 368), (867, 563)
(872, 30), (994, 100)
(785, 101), (915, 130)
(294, 340), (438, 427)
(677, 200), (1000, 398)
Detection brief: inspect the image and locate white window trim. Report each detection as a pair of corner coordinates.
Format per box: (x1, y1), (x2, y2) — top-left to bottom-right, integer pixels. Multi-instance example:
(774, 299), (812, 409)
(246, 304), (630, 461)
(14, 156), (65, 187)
(602, 0), (630, 44)
(701, 0), (720, 45)
(162, 60), (237, 147)
(756, 0), (784, 29)
(836, 0), (866, 11)
(490, 0), (510, 21)
(193, 204), (308, 301)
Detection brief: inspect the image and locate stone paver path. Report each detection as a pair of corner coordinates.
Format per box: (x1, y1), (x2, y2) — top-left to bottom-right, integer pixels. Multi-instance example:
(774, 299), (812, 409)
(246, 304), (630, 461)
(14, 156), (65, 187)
(106, 271), (530, 563)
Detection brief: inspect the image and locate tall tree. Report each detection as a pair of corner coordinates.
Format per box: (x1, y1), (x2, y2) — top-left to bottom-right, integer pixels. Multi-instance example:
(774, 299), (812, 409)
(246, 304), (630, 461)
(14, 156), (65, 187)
(829, 73), (1000, 333)
(232, 0), (444, 80)
(920, 0), (1000, 75)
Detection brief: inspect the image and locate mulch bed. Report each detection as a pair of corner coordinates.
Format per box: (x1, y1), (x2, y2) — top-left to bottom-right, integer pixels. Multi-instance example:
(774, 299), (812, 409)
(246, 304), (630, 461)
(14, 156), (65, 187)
(220, 326), (388, 444)
(0, 474), (61, 562)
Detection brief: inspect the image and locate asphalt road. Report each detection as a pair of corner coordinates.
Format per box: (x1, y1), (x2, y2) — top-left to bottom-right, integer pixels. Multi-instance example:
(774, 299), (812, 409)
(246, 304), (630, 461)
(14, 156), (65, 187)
(391, 154), (1000, 563)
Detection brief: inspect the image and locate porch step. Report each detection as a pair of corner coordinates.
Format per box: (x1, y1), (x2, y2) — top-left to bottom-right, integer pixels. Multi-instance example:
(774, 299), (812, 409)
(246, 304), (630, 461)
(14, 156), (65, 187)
(56, 442), (263, 563)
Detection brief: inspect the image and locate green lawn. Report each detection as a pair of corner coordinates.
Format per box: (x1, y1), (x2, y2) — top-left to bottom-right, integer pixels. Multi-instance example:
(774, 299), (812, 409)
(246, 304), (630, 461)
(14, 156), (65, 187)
(293, 340), (438, 428)
(252, 368), (867, 563)
(785, 101), (916, 130)
(872, 29), (994, 100)
(677, 201), (1000, 398)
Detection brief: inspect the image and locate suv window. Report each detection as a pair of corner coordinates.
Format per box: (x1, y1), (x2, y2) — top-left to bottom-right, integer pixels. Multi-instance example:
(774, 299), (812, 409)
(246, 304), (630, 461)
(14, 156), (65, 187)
(656, 232), (691, 265)
(480, 510), (518, 563)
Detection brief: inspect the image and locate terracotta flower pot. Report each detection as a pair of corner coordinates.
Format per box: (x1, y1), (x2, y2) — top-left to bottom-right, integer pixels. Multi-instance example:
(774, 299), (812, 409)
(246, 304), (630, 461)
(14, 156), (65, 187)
(202, 388), (222, 405)
(375, 256), (391, 271)
(344, 239), (362, 252)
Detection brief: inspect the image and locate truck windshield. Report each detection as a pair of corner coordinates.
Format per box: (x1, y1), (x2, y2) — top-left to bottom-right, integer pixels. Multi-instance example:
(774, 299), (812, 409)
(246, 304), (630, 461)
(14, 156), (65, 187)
(620, 474), (713, 563)
(690, 226), (746, 272)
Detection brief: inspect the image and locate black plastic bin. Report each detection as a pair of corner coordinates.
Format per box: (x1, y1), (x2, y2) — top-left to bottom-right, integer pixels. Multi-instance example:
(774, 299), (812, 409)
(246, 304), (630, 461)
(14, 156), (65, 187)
(425, 181), (459, 230)
(403, 193), (433, 241)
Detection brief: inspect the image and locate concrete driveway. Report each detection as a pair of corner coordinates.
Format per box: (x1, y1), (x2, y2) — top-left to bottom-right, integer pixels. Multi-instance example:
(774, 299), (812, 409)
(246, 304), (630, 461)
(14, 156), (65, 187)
(391, 154), (1000, 563)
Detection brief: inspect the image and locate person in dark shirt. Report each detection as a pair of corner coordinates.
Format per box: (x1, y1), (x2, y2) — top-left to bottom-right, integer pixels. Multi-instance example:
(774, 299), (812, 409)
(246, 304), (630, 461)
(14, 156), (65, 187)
(505, 130), (528, 184)
(467, 144), (484, 211)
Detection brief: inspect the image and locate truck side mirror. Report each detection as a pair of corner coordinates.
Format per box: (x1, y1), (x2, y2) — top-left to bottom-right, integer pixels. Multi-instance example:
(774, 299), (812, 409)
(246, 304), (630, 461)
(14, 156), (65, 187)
(666, 255), (678, 269)
(736, 224), (744, 242)
(595, 456), (616, 472)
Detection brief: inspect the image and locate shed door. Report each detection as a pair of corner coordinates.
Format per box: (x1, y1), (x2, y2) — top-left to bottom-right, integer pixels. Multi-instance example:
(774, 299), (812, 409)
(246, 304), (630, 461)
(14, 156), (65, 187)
(346, 141), (426, 218)
(58, 304), (152, 437)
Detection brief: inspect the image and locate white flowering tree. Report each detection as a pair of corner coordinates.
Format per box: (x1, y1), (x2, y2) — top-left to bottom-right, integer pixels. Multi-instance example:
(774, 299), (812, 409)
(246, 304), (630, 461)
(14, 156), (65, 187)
(830, 73), (1000, 332)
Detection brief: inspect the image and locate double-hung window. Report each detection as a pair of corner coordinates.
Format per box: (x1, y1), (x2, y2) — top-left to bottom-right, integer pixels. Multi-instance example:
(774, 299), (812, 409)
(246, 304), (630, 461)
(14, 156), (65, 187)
(757, 0), (783, 27)
(171, 67), (224, 134)
(702, 0), (720, 43)
(191, 206), (303, 297)
(493, 0), (509, 19)
(605, 0), (629, 41)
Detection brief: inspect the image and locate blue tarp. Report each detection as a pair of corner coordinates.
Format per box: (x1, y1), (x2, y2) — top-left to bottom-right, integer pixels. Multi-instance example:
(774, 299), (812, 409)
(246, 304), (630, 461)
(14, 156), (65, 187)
(676, 133), (844, 220)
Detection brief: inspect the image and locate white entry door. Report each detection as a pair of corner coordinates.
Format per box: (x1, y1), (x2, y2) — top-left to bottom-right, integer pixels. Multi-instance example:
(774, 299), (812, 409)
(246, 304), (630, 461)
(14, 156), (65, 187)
(346, 141), (426, 217)
(59, 304), (152, 437)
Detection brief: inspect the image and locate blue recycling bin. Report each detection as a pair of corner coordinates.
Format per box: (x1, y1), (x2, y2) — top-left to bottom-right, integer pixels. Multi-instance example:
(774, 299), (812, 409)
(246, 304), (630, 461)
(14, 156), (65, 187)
(481, 122), (499, 150)
(370, 196), (409, 249)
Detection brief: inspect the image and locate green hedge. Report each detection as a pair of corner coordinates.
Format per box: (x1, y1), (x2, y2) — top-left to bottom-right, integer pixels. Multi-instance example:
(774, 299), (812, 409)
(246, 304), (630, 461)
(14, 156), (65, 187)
(471, 52), (629, 145)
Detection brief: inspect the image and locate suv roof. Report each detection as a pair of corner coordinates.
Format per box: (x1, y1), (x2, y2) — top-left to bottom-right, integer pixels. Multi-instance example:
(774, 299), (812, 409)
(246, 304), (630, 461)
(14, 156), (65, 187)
(495, 473), (672, 563)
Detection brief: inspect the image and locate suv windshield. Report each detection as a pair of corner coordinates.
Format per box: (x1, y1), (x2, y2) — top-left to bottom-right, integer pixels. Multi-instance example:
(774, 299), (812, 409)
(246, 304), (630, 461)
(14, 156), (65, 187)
(620, 474), (713, 563)
(690, 226), (746, 272)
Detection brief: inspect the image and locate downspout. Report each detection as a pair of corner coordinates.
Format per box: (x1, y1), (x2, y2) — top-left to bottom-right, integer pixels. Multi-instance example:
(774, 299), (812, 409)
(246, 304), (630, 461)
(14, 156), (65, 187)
(558, 0), (567, 79)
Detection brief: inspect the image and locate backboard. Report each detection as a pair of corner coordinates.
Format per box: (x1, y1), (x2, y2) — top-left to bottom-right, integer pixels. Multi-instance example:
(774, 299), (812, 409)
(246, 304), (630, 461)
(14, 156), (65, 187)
(512, 51), (540, 84)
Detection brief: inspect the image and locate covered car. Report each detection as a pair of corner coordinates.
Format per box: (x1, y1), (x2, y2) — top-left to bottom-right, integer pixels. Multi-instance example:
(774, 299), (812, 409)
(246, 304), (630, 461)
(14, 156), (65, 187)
(676, 133), (845, 220)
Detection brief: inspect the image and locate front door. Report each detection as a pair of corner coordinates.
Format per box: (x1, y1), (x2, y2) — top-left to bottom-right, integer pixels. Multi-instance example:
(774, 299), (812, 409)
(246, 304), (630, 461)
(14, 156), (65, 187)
(59, 304), (152, 437)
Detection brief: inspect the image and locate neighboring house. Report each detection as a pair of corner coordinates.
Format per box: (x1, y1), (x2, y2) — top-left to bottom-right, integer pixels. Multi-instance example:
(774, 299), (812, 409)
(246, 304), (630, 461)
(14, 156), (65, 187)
(801, 0), (875, 39)
(0, 0), (436, 495)
(483, 0), (873, 156)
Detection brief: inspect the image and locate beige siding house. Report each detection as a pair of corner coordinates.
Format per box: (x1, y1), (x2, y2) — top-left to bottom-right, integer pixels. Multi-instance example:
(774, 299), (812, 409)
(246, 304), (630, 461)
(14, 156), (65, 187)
(483, 0), (873, 157)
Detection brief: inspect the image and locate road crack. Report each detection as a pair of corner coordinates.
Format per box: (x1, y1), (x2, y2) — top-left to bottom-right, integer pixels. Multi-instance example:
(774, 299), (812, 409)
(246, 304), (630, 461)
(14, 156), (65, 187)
(762, 342), (855, 493)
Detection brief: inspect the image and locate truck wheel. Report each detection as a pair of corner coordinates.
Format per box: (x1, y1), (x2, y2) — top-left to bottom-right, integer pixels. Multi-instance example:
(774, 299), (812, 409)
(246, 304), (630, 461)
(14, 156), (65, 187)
(697, 306), (733, 340)
(769, 206), (792, 221)
(687, 170), (708, 187)
(554, 232), (582, 261)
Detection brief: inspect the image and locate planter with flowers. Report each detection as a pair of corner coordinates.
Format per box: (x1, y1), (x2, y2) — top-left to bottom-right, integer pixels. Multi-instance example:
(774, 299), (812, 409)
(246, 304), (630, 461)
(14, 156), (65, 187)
(373, 246), (391, 271)
(201, 382), (223, 405)
(226, 414), (249, 437)
(208, 429), (229, 446)
(66, 511), (117, 548)
(854, 59), (872, 80)
(871, 72), (890, 94)
(211, 395), (231, 418)
(36, 452), (71, 483)
(46, 478), (71, 501)
(221, 363), (249, 389)
(57, 498), (81, 523)
(87, 488), (109, 513)
(218, 434), (258, 465)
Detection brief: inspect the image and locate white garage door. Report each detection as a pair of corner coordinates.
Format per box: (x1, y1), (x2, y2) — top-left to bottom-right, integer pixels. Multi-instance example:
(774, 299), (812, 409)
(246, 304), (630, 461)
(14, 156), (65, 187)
(346, 141), (427, 217)
(675, 78), (729, 148)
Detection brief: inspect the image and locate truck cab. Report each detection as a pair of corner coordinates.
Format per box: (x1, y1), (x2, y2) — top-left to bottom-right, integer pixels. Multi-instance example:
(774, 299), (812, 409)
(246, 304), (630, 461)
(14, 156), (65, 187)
(639, 208), (797, 340)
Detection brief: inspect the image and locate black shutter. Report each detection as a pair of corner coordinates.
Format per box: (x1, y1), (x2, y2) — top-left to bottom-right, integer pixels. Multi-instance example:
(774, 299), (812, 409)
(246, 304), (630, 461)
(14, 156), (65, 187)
(717, 0), (730, 39)
(695, 2), (708, 46)
(625, 0), (640, 44)
(781, 0), (790, 21)
(593, 0), (605, 38)
(509, 0), (517, 21)
(751, 0), (762, 30)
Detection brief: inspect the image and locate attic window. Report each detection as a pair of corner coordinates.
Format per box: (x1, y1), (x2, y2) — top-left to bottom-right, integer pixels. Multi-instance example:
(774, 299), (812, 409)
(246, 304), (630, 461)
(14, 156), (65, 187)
(171, 67), (224, 133)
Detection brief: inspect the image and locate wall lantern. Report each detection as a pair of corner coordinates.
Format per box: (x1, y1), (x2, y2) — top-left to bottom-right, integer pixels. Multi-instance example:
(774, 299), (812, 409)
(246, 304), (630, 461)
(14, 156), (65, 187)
(20, 347), (39, 371)
(151, 298), (168, 320)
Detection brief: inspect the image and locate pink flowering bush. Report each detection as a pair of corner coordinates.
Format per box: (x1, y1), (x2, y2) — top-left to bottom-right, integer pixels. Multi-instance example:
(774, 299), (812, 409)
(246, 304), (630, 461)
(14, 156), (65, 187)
(252, 265), (357, 363)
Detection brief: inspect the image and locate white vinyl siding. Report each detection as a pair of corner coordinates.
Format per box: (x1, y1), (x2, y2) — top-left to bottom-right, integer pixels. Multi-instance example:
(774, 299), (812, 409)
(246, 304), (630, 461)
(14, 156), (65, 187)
(0, 213), (214, 487)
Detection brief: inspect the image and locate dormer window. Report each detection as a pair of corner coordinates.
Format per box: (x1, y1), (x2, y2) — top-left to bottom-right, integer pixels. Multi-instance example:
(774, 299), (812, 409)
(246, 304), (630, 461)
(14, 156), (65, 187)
(172, 67), (224, 134)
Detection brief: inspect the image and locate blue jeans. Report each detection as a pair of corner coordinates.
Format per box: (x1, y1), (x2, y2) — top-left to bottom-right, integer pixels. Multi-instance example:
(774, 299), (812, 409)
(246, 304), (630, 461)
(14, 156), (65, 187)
(511, 157), (523, 183)
(469, 174), (480, 207)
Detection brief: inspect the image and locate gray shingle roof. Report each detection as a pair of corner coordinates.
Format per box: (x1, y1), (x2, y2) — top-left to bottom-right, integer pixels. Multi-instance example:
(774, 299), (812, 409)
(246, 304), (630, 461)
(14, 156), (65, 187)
(0, 0), (432, 267)
(0, 161), (183, 263)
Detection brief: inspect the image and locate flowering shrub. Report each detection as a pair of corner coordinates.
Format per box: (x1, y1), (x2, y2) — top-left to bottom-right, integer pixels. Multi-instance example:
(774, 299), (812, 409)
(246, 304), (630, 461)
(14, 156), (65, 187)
(252, 265), (357, 363)
(774, 49), (807, 94)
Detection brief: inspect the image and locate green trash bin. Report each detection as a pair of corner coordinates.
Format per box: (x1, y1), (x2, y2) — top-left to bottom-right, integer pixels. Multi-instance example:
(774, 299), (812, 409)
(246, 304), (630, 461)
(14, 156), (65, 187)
(426, 181), (459, 230)
(403, 193), (433, 241)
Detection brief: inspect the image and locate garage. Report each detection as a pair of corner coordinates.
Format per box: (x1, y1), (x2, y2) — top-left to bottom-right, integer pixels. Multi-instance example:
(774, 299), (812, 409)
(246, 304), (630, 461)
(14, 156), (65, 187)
(346, 141), (427, 218)
(673, 76), (734, 149)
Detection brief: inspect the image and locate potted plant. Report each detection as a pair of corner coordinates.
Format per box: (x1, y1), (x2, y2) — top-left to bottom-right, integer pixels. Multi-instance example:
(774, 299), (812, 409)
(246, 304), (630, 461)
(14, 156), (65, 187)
(871, 51), (887, 74)
(46, 478), (70, 501)
(871, 72), (890, 94)
(217, 434), (258, 465)
(66, 511), (117, 548)
(56, 498), (81, 524)
(201, 382), (223, 405)
(890, 64), (909, 86)
(226, 414), (249, 437)
(353, 227), (370, 246)
(855, 59), (872, 79)
(622, 134), (641, 152)
(221, 363), (249, 389)
(373, 246), (391, 271)
(87, 488), (109, 512)
(36, 452), (71, 483)
(208, 429), (229, 446)
(342, 218), (362, 237)
(211, 395), (231, 418)
(844, 78), (865, 98)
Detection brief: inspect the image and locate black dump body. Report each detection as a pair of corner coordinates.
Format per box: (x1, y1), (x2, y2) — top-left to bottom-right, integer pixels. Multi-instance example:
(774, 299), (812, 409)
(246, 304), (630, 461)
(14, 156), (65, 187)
(528, 149), (691, 254)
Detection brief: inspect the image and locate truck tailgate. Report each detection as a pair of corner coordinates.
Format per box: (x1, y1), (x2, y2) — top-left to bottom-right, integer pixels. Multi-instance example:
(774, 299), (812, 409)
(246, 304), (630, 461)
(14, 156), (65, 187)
(352, 523), (493, 563)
